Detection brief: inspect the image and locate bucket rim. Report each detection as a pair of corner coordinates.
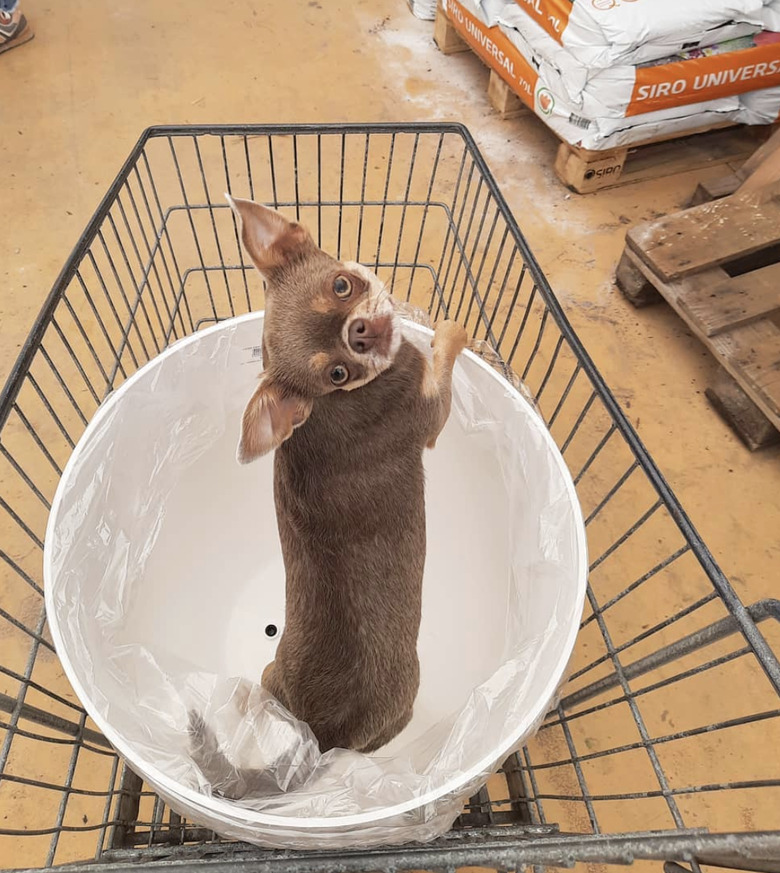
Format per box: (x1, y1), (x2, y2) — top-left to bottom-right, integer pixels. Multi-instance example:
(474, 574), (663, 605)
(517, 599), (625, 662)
(44, 311), (588, 832)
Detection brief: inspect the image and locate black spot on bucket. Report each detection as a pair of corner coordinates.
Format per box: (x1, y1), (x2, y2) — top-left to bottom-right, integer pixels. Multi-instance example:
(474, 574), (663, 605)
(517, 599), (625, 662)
(265, 624), (278, 638)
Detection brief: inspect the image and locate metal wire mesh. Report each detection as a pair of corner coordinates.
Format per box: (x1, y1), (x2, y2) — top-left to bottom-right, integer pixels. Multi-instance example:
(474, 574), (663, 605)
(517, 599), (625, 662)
(1, 124), (779, 873)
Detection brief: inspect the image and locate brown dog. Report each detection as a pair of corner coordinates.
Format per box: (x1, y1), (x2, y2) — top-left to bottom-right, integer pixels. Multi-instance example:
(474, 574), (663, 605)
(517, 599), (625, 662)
(219, 197), (466, 756)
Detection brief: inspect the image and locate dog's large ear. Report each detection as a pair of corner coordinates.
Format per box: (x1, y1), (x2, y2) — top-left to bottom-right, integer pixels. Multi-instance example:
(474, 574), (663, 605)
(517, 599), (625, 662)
(237, 375), (312, 464)
(226, 195), (313, 273)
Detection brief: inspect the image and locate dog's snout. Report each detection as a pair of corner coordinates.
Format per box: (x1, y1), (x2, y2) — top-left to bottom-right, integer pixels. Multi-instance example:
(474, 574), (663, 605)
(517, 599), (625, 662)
(348, 316), (391, 355)
(348, 319), (371, 353)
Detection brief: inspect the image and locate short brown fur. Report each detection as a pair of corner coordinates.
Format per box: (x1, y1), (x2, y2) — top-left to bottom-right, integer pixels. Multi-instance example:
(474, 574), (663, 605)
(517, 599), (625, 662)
(191, 197), (467, 772)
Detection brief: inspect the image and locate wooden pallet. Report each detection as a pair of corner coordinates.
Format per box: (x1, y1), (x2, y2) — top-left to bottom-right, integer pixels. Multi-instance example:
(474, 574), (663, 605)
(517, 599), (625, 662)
(433, 2), (774, 194)
(555, 125), (770, 195)
(616, 182), (780, 450)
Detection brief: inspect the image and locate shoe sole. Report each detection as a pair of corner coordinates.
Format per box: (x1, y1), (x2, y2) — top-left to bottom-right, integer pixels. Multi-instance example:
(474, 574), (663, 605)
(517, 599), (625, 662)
(0, 22), (34, 55)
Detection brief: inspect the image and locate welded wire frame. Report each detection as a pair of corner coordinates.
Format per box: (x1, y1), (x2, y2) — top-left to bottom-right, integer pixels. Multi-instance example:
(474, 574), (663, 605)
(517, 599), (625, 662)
(0, 124), (779, 873)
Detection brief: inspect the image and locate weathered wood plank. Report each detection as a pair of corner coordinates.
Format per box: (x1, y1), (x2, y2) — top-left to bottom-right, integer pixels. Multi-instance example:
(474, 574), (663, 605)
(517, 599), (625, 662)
(678, 262), (780, 337)
(706, 367), (780, 451)
(622, 248), (780, 427)
(627, 182), (780, 281)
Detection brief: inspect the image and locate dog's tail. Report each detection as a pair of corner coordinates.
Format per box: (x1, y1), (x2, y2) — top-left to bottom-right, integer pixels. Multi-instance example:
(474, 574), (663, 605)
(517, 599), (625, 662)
(188, 710), (283, 800)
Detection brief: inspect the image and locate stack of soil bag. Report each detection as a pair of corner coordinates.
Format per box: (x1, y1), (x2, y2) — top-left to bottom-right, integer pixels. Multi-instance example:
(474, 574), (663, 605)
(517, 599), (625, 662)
(443, 0), (780, 149)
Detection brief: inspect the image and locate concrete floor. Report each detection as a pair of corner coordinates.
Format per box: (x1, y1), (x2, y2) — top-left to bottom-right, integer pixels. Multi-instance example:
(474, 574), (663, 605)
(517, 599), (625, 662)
(2, 0), (779, 868)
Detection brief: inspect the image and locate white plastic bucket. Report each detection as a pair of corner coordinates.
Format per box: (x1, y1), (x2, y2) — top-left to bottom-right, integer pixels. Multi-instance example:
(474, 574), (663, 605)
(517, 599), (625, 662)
(44, 313), (587, 849)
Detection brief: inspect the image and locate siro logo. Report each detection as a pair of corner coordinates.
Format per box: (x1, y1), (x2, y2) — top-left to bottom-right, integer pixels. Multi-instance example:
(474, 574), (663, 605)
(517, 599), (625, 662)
(584, 164), (622, 180)
(537, 88), (555, 115)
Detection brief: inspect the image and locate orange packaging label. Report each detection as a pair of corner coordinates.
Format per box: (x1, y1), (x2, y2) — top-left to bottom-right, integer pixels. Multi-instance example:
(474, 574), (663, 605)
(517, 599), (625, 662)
(445, 0), (539, 108)
(628, 42), (780, 117)
(510, 0), (571, 43)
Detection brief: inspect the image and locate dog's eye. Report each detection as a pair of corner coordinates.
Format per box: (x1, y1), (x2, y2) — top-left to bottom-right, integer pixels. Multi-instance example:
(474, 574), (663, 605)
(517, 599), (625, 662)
(330, 365), (349, 386)
(333, 276), (352, 299)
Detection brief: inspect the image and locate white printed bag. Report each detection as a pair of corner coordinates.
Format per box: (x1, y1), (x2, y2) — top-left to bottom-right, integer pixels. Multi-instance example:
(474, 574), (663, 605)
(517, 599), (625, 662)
(501, 0), (765, 69)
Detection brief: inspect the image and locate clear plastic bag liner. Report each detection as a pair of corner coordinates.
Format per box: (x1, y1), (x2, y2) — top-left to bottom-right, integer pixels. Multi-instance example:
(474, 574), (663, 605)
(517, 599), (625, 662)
(45, 313), (587, 849)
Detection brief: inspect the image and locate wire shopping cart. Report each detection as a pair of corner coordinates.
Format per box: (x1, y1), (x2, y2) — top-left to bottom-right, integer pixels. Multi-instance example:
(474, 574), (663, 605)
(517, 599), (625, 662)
(1, 123), (778, 873)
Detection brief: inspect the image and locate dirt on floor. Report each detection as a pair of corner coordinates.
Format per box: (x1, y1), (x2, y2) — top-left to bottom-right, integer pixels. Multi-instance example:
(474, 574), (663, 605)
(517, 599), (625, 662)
(1, 1), (778, 870)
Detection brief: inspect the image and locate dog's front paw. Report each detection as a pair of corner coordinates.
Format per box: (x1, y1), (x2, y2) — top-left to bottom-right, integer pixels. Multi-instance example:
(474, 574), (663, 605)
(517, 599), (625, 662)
(433, 320), (468, 356)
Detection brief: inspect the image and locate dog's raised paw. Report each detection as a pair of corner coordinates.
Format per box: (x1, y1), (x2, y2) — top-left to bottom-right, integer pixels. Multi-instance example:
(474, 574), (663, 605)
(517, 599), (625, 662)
(433, 320), (468, 355)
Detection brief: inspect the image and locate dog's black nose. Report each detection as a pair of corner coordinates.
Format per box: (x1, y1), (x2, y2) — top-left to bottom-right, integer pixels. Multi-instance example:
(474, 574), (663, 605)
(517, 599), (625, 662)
(348, 318), (375, 354)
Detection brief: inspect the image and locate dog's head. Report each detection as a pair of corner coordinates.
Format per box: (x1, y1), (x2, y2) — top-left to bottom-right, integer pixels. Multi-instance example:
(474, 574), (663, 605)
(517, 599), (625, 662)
(228, 196), (401, 464)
